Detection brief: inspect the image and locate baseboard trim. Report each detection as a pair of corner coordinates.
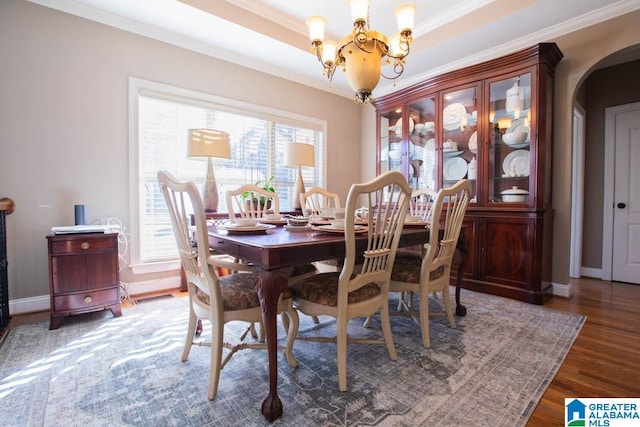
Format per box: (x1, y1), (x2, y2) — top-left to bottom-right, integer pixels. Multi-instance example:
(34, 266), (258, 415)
(551, 282), (571, 298)
(8, 276), (182, 315)
(580, 267), (602, 279)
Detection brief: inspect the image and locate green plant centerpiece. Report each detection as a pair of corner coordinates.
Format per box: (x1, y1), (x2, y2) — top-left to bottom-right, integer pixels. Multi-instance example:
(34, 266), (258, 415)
(243, 176), (275, 210)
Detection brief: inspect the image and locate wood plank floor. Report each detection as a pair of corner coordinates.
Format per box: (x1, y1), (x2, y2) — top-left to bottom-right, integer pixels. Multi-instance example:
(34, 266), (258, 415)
(3, 278), (639, 425)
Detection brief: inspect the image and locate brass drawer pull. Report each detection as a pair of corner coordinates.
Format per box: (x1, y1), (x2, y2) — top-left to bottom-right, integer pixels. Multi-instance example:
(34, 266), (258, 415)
(81, 242), (90, 250)
(84, 296), (93, 304)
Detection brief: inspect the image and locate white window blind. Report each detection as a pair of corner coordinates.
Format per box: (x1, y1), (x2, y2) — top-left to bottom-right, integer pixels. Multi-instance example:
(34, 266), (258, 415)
(132, 81), (325, 266)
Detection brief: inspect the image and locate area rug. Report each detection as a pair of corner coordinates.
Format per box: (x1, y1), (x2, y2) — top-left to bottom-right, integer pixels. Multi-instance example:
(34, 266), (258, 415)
(0, 289), (584, 427)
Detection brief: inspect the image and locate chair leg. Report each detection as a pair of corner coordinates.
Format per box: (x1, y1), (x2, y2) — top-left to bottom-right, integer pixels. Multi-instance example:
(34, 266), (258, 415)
(419, 289), (431, 349)
(312, 315), (320, 324)
(336, 316), (349, 392)
(442, 286), (456, 329)
(380, 303), (398, 361)
(281, 306), (299, 368)
(182, 307), (198, 362)
(248, 322), (258, 339)
(208, 322), (224, 400)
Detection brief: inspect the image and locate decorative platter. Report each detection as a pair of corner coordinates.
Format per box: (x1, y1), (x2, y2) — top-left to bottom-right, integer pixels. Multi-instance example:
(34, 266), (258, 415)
(443, 157), (468, 180)
(443, 103), (467, 131)
(502, 149), (530, 176)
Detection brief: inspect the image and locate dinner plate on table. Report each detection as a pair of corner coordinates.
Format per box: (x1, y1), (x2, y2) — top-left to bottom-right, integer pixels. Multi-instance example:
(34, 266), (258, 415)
(218, 223), (275, 233)
(311, 225), (367, 234)
(443, 157), (468, 181)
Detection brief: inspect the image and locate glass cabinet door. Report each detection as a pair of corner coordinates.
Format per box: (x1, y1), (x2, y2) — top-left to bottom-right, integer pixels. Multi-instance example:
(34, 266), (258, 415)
(379, 107), (403, 177)
(441, 85), (479, 201)
(407, 96), (436, 191)
(488, 71), (532, 204)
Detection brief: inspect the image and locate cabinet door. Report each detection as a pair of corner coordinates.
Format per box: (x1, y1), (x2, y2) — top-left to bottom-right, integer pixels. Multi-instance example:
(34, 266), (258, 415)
(52, 255), (88, 293)
(407, 95), (436, 191)
(378, 107), (404, 179)
(487, 71), (534, 205)
(86, 251), (119, 288)
(440, 84), (480, 201)
(480, 219), (534, 288)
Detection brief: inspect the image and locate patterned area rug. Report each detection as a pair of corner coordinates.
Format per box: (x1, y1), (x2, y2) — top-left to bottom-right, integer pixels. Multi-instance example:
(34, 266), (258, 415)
(0, 289), (584, 426)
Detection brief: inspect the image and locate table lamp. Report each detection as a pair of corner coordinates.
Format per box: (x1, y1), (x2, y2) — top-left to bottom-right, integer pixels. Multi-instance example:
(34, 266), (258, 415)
(187, 129), (231, 212)
(284, 142), (315, 210)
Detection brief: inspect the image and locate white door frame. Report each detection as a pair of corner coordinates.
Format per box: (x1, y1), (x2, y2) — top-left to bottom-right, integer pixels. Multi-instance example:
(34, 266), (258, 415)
(602, 101), (640, 280)
(570, 105), (586, 278)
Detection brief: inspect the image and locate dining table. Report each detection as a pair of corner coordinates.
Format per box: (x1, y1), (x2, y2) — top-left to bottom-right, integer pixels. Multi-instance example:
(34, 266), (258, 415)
(205, 221), (469, 422)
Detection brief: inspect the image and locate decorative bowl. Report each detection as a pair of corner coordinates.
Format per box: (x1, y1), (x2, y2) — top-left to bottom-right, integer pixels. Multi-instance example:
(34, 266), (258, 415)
(502, 131), (528, 146)
(500, 186), (529, 202)
(235, 218), (258, 227)
(287, 217), (309, 227)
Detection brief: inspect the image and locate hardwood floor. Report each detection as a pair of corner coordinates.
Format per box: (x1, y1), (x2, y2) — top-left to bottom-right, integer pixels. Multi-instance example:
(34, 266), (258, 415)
(3, 279), (638, 425)
(528, 277), (640, 426)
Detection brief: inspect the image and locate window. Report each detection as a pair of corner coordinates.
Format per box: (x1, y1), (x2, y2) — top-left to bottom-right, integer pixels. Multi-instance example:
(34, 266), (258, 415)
(129, 79), (326, 271)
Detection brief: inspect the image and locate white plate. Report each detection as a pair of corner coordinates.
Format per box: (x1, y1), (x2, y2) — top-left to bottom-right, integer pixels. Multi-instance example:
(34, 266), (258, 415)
(311, 225), (366, 234)
(502, 149), (530, 176)
(425, 138), (435, 151)
(443, 103), (467, 131)
(443, 157), (468, 181)
(469, 131), (477, 153)
(443, 150), (464, 157)
(218, 223), (275, 233)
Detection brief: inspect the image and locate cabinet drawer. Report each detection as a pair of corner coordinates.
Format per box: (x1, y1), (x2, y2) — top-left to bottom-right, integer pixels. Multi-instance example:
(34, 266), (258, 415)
(50, 235), (117, 255)
(53, 287), (119, 312)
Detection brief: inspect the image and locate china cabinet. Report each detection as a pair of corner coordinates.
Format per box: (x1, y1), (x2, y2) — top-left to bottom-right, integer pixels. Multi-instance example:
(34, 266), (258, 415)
(375, 43), (563, 304)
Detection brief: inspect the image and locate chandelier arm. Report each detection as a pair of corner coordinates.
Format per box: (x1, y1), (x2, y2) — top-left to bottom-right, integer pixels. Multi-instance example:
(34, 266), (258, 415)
(380, 62), (406, 81)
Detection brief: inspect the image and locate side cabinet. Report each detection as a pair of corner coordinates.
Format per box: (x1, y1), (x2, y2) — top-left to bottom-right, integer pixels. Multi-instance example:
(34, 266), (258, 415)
(47, 232), (122, 329)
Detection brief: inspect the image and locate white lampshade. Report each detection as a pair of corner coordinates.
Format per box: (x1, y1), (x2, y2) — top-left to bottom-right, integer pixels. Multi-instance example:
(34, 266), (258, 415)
(187, 129), (231, 159)
(395, 3), (416, 32)
(321, 40), (337, 65)
(349, 0), (369, 23)
(284, 142), (315, 168)
(306, 16), (326, 43)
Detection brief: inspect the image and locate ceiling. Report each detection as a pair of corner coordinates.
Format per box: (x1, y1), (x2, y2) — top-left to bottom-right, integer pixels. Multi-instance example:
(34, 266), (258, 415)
(29, 0), (640, 101)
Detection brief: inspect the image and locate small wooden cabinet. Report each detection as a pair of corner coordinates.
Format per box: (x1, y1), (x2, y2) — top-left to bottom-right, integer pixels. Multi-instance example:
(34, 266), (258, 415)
(47, 232), (122, 329)
(374, 43), (563, 304)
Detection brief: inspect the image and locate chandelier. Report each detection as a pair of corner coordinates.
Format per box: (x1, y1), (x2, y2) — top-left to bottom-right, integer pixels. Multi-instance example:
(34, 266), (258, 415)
(306, 1), (417, 104)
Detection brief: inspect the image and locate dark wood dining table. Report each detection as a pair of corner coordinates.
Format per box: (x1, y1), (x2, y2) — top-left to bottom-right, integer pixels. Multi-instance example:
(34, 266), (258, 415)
(205, 223), (469, 422)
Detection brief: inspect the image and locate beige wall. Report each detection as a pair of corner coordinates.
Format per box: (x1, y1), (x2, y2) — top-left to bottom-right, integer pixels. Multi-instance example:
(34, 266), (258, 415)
(549, 10), (640, 284)
(0, 0), (361, 307)
(581, 59), (640, 268)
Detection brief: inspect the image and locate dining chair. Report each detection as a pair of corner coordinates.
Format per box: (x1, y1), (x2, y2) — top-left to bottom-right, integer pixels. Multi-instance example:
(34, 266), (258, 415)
(388, 179), (471, 348)
(157, 170), (299, 400)
(226, 184), (280, 222)
(288, 171), (412, 391)
(299, 186), (341, 216)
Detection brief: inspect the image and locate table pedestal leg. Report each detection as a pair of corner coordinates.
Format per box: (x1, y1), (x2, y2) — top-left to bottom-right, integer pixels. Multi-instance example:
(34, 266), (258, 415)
(254, 267), (291, 422)
(454, 233), (470, 317)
